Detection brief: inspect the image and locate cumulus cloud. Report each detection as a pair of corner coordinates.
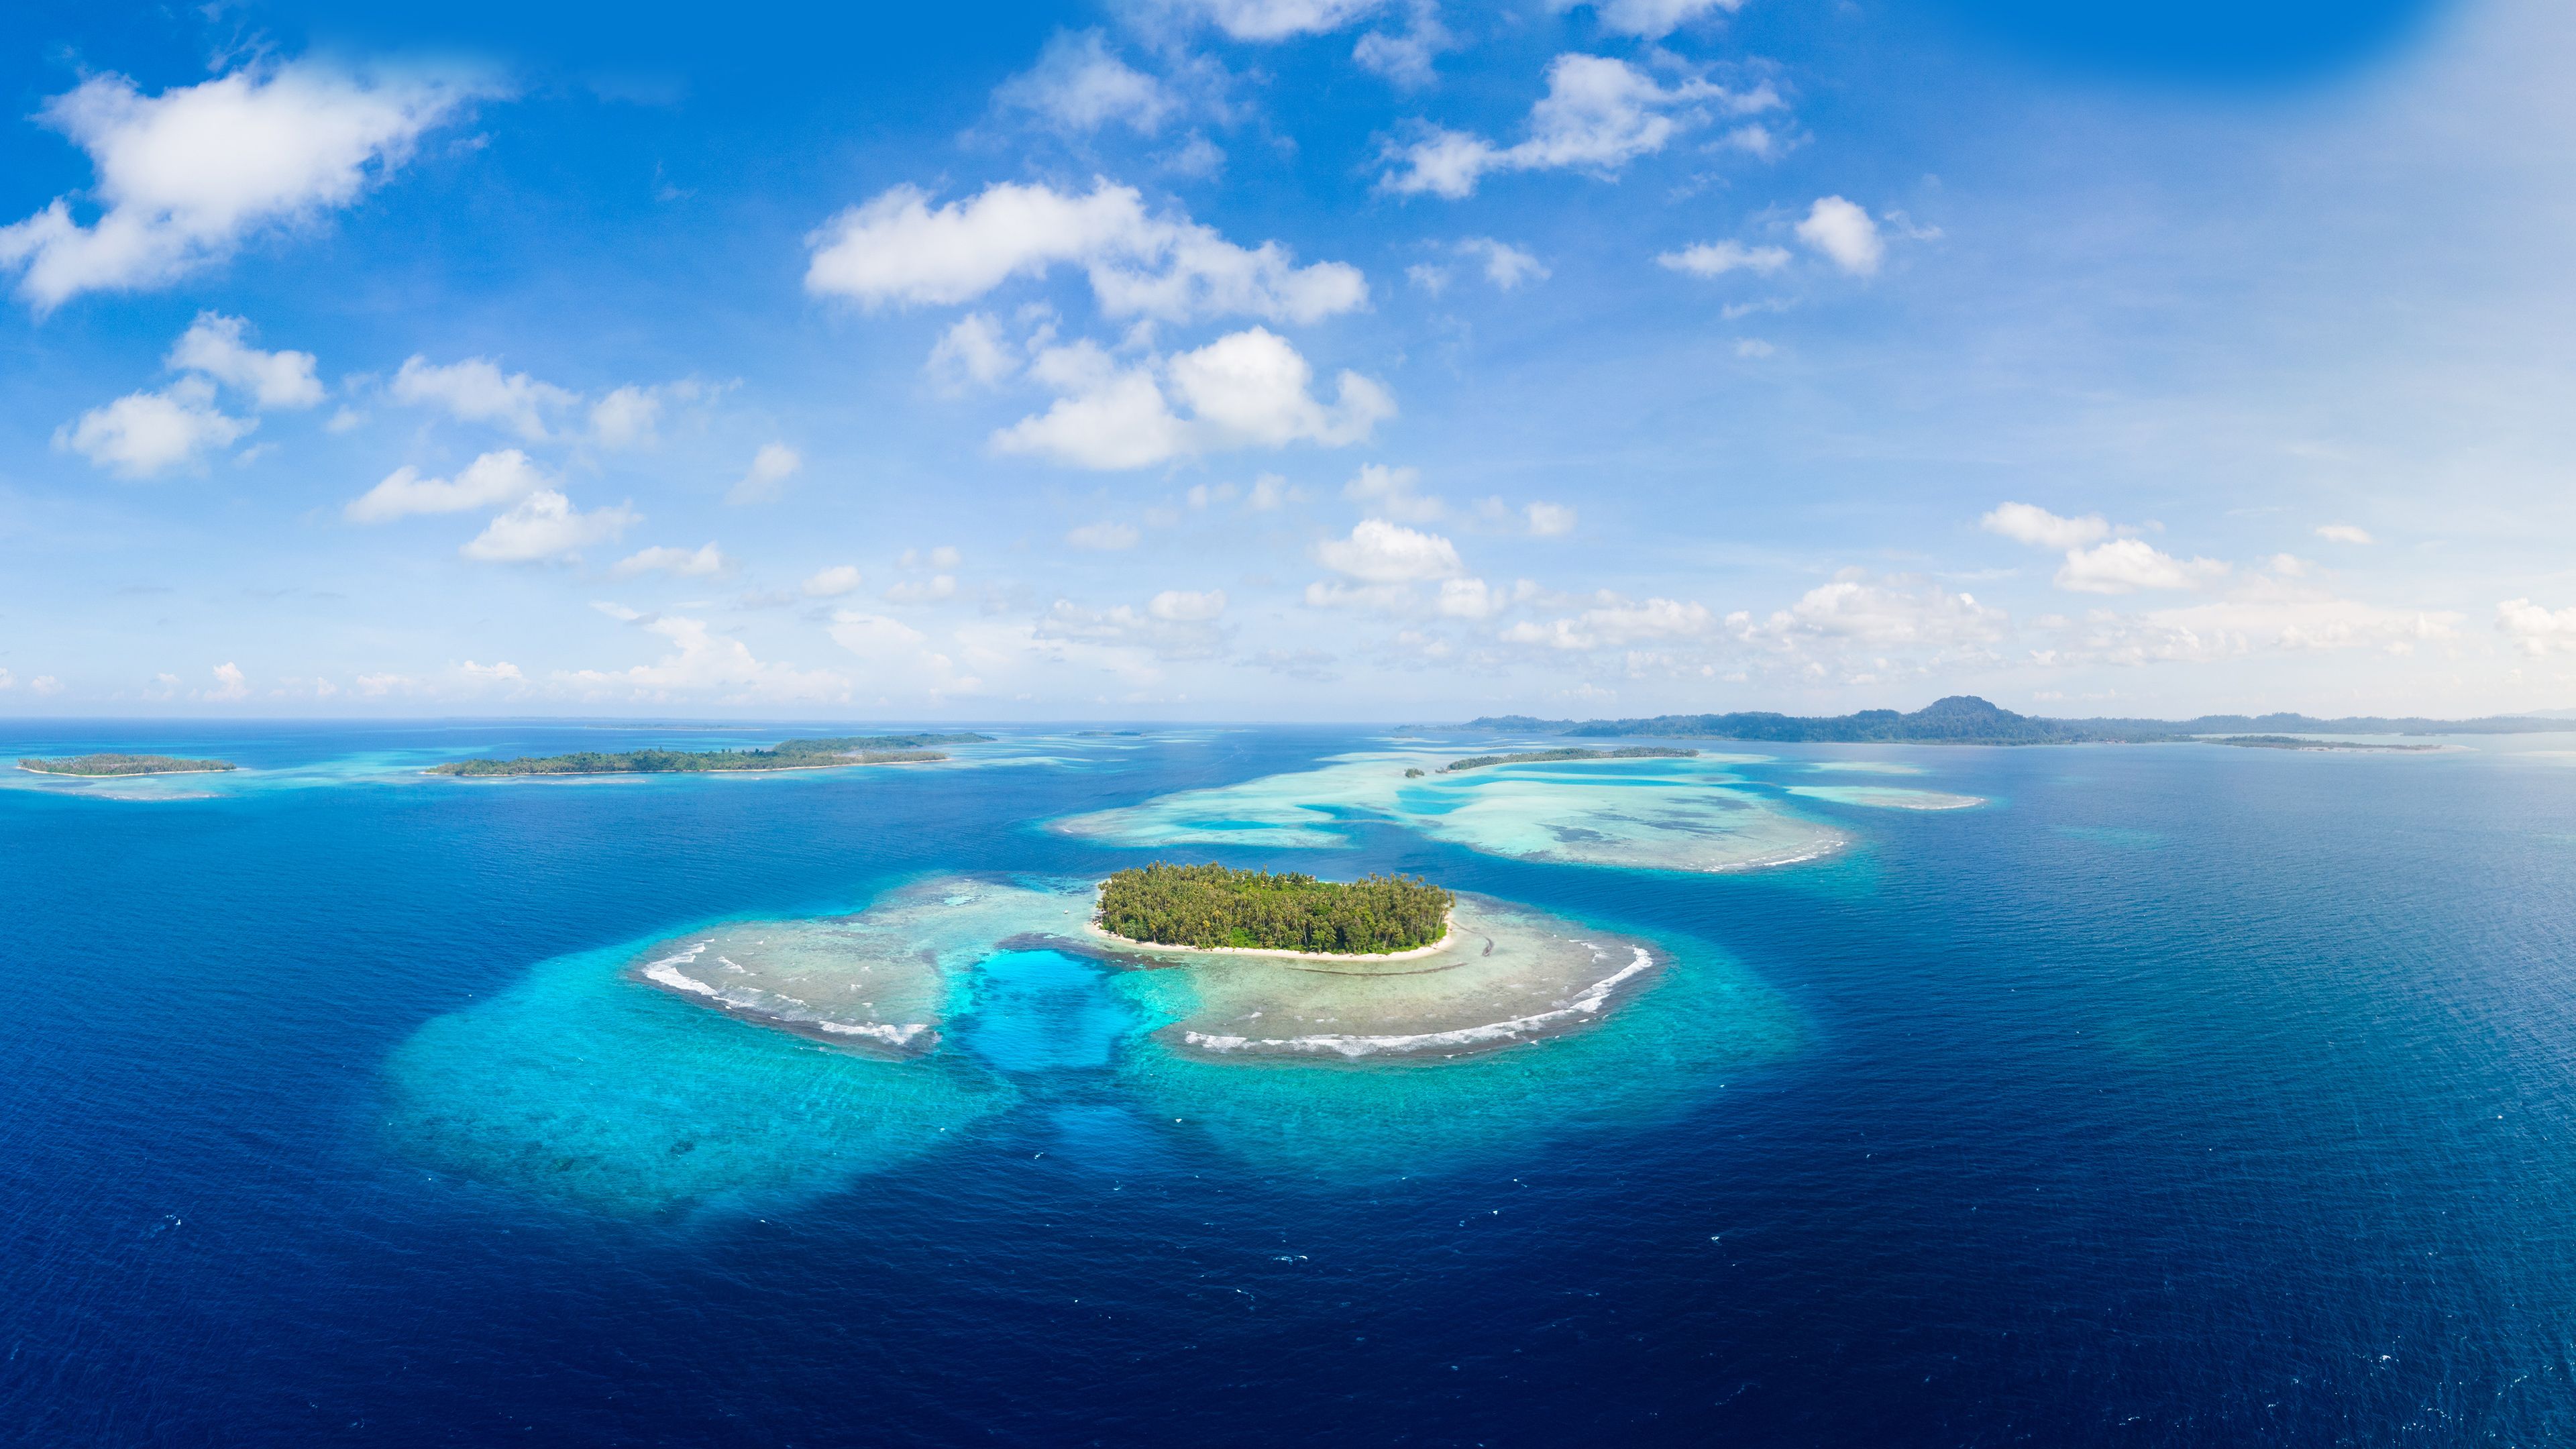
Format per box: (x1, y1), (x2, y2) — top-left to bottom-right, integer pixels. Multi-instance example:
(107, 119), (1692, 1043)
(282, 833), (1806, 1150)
(344, 448), (546, 522)
(458, 659), (523, 685)
(2499, 599), (2576, 656)
(612, 542), (731, 578)
(2054, 538), (2228, 594)
(205, 661), (249, 702)
(994, 30), (1177, 135)
(1344, 462), (1444, 523)
(927, 313), (1017, 392)
(1149, 588), (1228, 621)
(1437, 578), (1511, 619)
(2059, 582), (2455, 665)
(1525, 501), (1576, 537)
(1352, 3), (1454, 87)
(1317, 517), (1462, 582)
(1067, 521), (1142, 550)
(993, 327), (1391, 470)
(460, 490), (637, 563)
(1656, 239), (1790, 278)
(1732, 576), (2008, 653)
(390, 356), (578, 441)
(1795, 196), (1884, 276)
(588, 386), (660, 449)
(561, 613), (849, 702)
(1507, 593), (1713, 649)
(828, 610), (982, 697)
(1555, 0), (1746, 39)
(883, 574), (958, 604)
(2316, 523), (2374, 545)
(166, 313), (323, 409)
(31, 675), (64, 696)
(1981, 501), (2110, 551)
(802, 565), (864, 598)
(0, 62), (484, 308)
(728, 442), (802, 504)
(1379, 54), (1778, 199)
(1456, 237), (1548, 288)
(56, 377), (252, 477)
(806, 179), (1366, 325)
(1152, 0), (1392, 40)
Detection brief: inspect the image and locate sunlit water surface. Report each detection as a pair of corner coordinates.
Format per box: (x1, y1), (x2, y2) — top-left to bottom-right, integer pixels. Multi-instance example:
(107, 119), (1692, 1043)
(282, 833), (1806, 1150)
(9, 721), (2576, 1443)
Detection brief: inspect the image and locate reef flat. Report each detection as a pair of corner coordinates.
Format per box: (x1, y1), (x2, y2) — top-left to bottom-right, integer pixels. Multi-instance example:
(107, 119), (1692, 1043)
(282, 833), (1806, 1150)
(1784, 784), (1984, 810)
(430, 733), (989, 776)
(1053, 748), (1843, 873)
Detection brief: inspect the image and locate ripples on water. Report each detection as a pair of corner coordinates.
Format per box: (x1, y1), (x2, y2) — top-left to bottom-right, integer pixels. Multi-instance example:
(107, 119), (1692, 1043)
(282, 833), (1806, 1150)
(8, 724), (2576, 1442)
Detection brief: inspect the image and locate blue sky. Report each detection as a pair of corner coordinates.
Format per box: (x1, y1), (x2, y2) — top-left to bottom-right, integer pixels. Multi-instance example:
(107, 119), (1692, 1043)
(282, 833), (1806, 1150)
(3, 0), (2571, 720)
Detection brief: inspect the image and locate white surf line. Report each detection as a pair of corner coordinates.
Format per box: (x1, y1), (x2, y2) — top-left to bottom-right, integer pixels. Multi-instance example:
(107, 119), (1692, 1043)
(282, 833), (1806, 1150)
(1181, 944), (1657, 1059)
(640, 942), (720, 997)
(816, 1020), (932, 1046)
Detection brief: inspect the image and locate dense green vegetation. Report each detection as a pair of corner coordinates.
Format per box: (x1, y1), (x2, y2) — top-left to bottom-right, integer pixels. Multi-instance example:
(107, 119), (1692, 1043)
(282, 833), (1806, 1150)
(428, 733), (986, 776)
(2210, 735), (2439, 752)
(18, 753), (236, 775)
(1442, 747), (1698, 773)
(1462, 695), (2576, 745)
(1095, 862), (1453, 955)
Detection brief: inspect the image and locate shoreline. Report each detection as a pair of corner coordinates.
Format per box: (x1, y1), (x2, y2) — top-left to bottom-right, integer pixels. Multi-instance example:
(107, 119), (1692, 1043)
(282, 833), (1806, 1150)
(1173, 939), (1662, 1061)
(1083, 908), (1458, 964)
(424, 756), (946, 780)
(16, 763), (235, 779)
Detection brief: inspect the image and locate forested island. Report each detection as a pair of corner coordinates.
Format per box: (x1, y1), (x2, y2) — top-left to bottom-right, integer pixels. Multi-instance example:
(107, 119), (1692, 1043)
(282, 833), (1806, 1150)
(1094, 862), (1453, 955)
(1442, 747), (1698, 773)
(1461, 695), (2576, 746)
(18, 753), (237, 776)
(429, 733), (989, 777)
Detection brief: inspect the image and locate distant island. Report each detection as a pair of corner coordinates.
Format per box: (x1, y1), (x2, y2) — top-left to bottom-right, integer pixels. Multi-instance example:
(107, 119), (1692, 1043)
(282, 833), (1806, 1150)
(1460, 695), (2576, 747)
(1094, 862), (1453, 956)
(1443, 747), (1699, 773)
(429, 733), (991, 777)
(19, 753), (237, 777)
(2209, 735), (2444, 753)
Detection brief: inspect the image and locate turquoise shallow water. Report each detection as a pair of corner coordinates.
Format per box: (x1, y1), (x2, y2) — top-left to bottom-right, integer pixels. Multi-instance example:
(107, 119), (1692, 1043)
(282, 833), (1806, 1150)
(15, 721), (2576, 1443)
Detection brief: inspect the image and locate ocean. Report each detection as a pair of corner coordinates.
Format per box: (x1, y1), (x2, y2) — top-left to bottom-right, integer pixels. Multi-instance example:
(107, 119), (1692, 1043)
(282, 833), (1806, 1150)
(6, 721), (2576, 1444)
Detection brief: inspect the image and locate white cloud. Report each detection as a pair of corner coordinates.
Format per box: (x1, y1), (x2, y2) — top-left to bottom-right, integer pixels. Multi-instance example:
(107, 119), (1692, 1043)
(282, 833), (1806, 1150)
(994, 30), (1177, 135)
(1734, 338), (1772, 358)
(1657, 239), (1790, 278)
(2055, 538), (2227, 594)
(1733, 577), (2008, 653)
(994, 328), (1391, 470)
(1352, 4), (1454, 87)
(1556, 0), (1746, 39)
(166, 312), (323, 409)
(561, 613), (849, 702)
(612, 542), (731, 578)
(1438, 578), (1509, 619)
(0, 669), (10, 690)
(1380, 54), (1778, 199)
(205, 661), (248, 702)
(2499, 598), (2576, 656)
(1796, 195), (1884, 276)
(828, 610), (981, 697)
(1344, 462), (1445, 523)
(2316, 523), (2374, 545)
(1148, 588), (1228, 621)
(2065, 582), (2455, 665)
(1247, 473), (1291, 510)
(1155, 0), (1391, 40)
(1982, 502), (2111, 551)
(1456, 237), (1548, 288)
(30, 675), (64, 696)
(458, 659), (523, 684)
(56, 377), (252, 477)
(805, 180), (1366, 325)
(1507, 594), (1713, 649)
(344, 448), (546, 522)
(910, 545), (965, 569)
(727, 442), (804, 504)
(460, 489), (637, 564)
(1068, 521), (1141, 550)
(1317, 517), (1462, 582)
(0, 63), (483, 308)
(1526, 501), (1576, 537)
(802, 565), (865, 598)
(928, 313), (1017, 391)
(883, 574), (958, 603)
(391, 356), (578, 441)
(589, 386), (661, 449)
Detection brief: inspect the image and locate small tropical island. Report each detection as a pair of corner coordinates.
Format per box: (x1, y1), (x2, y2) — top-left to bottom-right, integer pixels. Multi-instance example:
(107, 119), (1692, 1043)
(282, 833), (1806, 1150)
(2207, 735), (2443, 753)
(1442, 747), (1699, 773)
(18, 753), (237, 776)
(1094, 861), (1452, 956)
(429, 733), (991, 777)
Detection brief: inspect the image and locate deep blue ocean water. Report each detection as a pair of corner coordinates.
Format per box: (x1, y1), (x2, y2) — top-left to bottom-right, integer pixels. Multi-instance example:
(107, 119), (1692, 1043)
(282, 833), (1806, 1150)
(7, 722), (2576, 1445)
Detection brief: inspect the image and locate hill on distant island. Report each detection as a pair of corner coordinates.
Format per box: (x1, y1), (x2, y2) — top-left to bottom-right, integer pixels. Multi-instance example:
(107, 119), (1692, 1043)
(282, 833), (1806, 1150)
(1457, 696), (2576, 746)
